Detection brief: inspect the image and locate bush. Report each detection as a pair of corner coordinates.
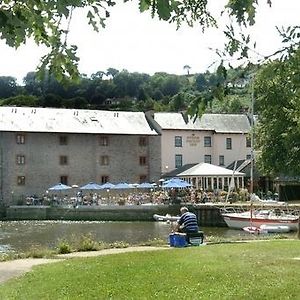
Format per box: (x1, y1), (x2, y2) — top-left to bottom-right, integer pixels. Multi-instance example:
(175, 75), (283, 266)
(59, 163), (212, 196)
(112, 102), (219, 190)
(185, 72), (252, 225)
(57, 240), (72, 254)
(77, 234), (98, 252)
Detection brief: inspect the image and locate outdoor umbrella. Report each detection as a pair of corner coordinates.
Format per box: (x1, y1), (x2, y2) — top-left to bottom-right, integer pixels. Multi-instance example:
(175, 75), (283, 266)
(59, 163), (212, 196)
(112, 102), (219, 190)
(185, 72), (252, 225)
(137, 182), (154, 189)
(48, 183), (72, 191)
(80, 182), (102, 190)
(99, 182), (115, 189)
(162, 181), (188, 189)
(112, 182), (133, 190)
(163, 178), (192, 188)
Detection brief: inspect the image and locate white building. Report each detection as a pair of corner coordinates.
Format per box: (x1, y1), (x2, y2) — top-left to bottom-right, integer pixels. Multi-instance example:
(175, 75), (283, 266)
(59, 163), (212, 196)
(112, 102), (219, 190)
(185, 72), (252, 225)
(147, 112), (251, 174)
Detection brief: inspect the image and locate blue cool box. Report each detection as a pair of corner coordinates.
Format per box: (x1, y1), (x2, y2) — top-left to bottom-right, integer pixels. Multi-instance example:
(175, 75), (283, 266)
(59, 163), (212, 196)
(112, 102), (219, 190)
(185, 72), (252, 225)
(169, 233), (187, 247)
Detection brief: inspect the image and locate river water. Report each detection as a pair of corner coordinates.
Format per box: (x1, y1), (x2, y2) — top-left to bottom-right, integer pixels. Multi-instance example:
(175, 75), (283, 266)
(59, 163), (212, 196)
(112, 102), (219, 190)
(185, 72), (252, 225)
(0, 220), (297, 253)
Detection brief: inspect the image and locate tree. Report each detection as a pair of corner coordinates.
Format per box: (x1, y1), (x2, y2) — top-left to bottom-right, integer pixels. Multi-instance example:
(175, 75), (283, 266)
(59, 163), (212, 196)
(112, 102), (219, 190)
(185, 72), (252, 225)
(183, 65), (191, 76)
(0, 1), (279, 83)
(0, 76), (18, 98)
(0, 95), (39, 107)
(255, 49), (300, 176)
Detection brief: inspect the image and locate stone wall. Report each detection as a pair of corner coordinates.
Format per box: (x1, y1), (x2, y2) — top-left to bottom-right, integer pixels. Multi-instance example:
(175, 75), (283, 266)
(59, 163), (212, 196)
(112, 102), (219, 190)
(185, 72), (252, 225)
(4, 205), (180, 222)
(0, 132), (161, 205)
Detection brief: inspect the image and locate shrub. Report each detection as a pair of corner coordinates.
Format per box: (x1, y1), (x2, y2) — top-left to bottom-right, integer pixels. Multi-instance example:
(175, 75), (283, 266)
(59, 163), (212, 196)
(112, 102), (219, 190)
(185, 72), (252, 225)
(57, 240), (72, 254)
(77, 234), (98, 252)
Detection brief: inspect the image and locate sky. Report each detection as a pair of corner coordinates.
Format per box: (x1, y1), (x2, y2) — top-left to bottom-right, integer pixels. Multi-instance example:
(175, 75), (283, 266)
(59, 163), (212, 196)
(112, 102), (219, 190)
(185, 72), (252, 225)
(0, 0), (299, 84)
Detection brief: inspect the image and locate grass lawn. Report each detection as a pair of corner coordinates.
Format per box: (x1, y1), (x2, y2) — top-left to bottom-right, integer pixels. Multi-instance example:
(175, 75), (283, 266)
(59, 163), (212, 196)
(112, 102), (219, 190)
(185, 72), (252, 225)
(0, 240), (299, 299)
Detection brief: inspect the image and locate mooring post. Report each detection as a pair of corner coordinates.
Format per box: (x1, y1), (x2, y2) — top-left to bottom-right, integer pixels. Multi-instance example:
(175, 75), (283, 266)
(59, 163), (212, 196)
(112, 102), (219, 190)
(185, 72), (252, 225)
(298, 212), (300, 240)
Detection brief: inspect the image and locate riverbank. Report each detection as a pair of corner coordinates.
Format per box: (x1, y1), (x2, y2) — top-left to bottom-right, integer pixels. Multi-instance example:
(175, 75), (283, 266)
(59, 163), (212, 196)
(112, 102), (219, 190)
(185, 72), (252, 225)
(0, 246), (170, 284)
(0, 240), (299, 299)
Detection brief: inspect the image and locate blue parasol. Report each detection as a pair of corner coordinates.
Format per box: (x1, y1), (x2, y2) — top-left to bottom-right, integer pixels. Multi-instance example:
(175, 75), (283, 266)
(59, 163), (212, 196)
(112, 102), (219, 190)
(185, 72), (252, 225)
(137, 182), (154, 189)
(112, 182), (133, 190)
(80, 182), (102, 190)
(162, 178), (192, 188)
(48, 183), (72, 191)
(99, 182), (115, 189)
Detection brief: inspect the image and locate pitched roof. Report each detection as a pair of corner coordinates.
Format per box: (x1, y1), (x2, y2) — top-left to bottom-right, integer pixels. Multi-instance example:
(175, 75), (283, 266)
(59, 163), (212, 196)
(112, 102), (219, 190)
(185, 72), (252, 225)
(153, 112), (250, 133)
(0, 107), (157, 135)
(162, 163), (198, 178)
(178, 162), (245, 176)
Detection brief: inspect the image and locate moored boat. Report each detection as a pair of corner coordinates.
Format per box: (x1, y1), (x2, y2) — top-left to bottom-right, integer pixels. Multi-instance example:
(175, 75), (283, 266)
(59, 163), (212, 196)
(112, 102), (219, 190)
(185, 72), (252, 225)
(153, 214), (180, 222)
(222, 209), (299, 231)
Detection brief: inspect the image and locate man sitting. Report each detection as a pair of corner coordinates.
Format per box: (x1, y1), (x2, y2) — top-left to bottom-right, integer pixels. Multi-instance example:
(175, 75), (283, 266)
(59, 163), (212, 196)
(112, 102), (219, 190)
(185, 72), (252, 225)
(176, 206), (199, 234)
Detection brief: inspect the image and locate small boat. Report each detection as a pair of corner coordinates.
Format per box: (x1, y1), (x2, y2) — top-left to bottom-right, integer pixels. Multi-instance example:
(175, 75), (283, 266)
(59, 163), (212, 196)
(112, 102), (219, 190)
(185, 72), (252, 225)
(222, 208), (299, 231)
(243, 224), (291, 234)
(153, 214), (180, 222)
(259, 224), (291, 233)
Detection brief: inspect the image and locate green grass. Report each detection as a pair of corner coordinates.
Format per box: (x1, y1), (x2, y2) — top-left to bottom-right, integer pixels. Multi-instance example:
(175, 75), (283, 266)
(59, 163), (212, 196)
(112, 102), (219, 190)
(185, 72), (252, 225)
(0, 240), (299, 299)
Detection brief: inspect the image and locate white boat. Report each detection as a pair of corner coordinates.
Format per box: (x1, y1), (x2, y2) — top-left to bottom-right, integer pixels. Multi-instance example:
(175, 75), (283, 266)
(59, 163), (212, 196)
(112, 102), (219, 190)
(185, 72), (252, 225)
(243, 224), (291, 234)
(222, 208), (299, 232)
(153, 214), (180, 222)
(259, 224), (291, 233)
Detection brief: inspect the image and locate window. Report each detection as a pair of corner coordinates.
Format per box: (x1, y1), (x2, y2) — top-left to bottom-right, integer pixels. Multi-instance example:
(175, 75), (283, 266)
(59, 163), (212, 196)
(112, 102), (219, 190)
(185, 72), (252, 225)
(100, 155), (109, 166)
(60, 176), (68, 185)
(139, 175), (147, 183)
(16, 134), (25, 144)
(17, 176), (25, 185)
(204, 155), (212, 164)
(226, 138), (232, 150)
(246, 154), (251, 160)
(219, 155), (224, 166)
(246, 136), (251, 148)
(59, 136), (68, 145)
(16, 155), (25, 165)
(139, 156), (147, 166)
(174, 136), (182, 147)
(175, 154), (182, 168)
(139, 137), (147, 146)
(101, 176), (109, 184)
(60, 156), (68, 165)
(204, 136), (211, 147)
(99, 136), (109, 146)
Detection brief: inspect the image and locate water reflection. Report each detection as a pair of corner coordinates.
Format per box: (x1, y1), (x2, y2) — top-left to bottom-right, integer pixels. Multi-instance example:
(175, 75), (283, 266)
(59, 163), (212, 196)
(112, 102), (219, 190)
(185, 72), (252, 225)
(0, 220), (296, 253)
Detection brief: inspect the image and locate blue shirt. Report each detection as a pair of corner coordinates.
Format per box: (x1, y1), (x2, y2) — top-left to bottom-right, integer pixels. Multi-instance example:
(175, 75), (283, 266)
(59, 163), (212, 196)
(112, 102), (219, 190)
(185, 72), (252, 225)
(178, 212), (199, 232)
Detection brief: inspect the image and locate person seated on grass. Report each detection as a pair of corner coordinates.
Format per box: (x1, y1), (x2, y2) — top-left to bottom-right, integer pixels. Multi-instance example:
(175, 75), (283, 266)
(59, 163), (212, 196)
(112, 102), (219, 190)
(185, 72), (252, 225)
(175, 206), (199, 234)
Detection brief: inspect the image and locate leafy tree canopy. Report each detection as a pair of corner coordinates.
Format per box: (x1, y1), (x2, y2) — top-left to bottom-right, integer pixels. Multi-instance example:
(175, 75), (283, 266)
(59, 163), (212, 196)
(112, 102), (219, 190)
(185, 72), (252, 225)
(255, 49), (300, 176)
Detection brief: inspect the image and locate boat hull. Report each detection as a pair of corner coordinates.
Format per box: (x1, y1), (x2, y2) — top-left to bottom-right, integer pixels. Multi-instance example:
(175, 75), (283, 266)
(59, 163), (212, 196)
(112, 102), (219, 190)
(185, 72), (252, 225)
(222, 211), (299, 231)
(153, 214), (180, 222)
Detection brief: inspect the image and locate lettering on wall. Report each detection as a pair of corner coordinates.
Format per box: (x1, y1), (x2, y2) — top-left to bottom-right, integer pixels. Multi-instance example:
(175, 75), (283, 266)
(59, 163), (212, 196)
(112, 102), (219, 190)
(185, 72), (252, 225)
(186, 135), (200, 146)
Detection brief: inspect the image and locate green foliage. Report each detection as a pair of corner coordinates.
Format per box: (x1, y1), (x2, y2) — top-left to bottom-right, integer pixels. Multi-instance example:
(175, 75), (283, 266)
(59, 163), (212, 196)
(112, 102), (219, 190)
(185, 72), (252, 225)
(0, 241), (299, 299)
(0, 95), (39, 107)
(57, 240), (72, 254)
(0, 76), (19, 98)
(255, 50), (300, 176)
(77, 233), (99, 252)
(108, 241), (129, 248)
(0, 0), (274, 83)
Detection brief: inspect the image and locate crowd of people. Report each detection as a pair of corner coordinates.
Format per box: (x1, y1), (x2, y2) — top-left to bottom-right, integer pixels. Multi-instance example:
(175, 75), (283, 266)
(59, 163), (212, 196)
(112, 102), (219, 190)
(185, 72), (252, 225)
(22, 187), (251, 207)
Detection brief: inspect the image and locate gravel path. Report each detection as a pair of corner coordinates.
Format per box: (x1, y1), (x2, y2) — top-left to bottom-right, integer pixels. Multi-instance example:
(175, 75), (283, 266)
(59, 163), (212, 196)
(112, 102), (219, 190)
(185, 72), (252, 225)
(0, 246), (170, 284)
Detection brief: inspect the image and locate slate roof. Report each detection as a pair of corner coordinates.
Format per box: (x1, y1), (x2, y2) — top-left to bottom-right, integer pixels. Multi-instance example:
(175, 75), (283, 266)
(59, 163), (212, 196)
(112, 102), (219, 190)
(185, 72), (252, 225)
(153, 112), (250, 133)
(0, 106), (158, 135)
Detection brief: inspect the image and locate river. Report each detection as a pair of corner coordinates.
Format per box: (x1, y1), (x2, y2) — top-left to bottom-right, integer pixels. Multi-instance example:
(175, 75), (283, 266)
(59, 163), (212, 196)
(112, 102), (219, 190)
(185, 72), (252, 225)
(0, 220), (297, 253)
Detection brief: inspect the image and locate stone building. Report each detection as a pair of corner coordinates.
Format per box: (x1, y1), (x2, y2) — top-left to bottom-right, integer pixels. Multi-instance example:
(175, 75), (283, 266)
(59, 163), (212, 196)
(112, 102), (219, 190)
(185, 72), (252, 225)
(0, 107), (161, 204)
(0, 107), (253, 205)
